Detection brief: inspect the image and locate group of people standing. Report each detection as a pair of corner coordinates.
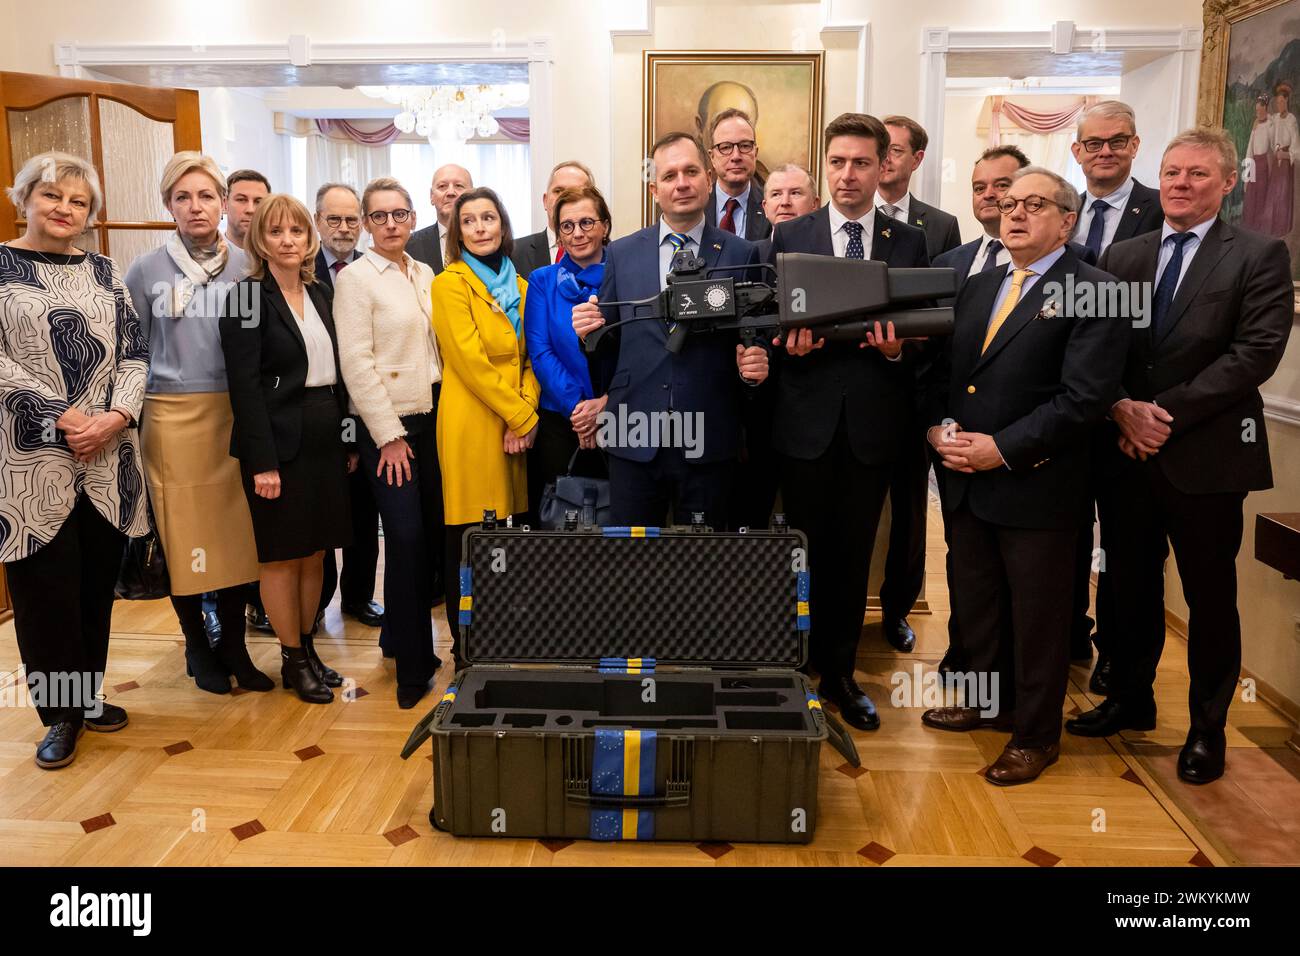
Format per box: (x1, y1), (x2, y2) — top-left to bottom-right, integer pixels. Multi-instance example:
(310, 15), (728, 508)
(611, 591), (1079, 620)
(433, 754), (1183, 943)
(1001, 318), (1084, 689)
(0, 94), (1293, 789)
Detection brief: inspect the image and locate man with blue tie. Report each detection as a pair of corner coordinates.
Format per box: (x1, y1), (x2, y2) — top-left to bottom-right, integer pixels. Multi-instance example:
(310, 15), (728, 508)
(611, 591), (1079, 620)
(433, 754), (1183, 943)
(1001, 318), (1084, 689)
(1068, 101), (1165, 692)
(924, 167), (1129, 784)
(1066, 129), (1293, 784)
(572, 132), (767, 529)
(764, 113), (930, 730)
(703, 109), (771, 242)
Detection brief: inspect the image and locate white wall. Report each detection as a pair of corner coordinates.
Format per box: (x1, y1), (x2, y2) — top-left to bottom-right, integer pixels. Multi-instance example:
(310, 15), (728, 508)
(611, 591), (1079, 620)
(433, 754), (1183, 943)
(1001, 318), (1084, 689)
(939, 92), (988, 243)
(198, 88), (291, 196)
(1120, 52), (1185, 187)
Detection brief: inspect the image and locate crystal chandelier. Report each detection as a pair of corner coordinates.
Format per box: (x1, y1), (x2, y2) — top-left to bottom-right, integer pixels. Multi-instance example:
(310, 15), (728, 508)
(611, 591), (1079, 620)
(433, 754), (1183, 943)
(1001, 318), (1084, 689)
(358, 84), (529, 145)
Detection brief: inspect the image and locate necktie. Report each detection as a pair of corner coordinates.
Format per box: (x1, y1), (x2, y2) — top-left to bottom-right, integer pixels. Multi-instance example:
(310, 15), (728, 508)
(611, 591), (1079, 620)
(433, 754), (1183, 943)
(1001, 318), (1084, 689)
(330, 260), (346, 281)
(880, 203), (900, 220)
(1151, 232), (1195, 340)
(980, 239), (1003, 273)
(843, 221), (864, 259)
(718, 197), (740, 234)
(982, 268), (1034, 353)
(1084, 199), (1110, 258)
(554, 245), (564, 264)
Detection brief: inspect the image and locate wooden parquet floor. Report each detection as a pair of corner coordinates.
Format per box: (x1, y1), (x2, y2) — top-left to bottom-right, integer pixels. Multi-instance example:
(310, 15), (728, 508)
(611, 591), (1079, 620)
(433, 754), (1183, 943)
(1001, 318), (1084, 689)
(1, 496), (1296, 867)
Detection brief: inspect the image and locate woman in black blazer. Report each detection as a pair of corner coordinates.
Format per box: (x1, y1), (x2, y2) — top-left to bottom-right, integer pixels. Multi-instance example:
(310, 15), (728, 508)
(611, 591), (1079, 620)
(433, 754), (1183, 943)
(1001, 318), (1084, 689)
(219, 194), (353, 704)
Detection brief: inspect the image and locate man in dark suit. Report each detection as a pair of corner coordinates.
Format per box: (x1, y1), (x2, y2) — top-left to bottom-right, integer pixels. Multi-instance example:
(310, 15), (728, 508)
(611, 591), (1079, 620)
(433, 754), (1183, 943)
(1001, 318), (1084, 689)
(753, 163), (820, 261)
(311, 182), (387, 630)
(933, 146), (1029, 289)
(923, 166), (1129, 785)
(1066, 129), (1293, 785)
(765, 112), (930, 729)
(873, 115), (963, 654)
(572, 132), (767, 529)
(511, 160), (594, 278)
(407, 164), (472, 275)
(1067, 101), (1166, 693)
(703, 108), (771, 242)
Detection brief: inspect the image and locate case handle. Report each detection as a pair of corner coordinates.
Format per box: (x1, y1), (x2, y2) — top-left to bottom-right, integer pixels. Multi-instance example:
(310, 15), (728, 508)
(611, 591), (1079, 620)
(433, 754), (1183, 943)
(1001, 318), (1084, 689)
(562, 734), (693, 808)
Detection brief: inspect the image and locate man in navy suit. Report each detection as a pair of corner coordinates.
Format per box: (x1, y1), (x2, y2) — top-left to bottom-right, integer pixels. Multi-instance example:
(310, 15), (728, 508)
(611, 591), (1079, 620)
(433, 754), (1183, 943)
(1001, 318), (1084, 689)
(764, 112), (930, 730)
(933, 146), (1030, 288)
(703, 109), (771, 242)
(572, 132), (767, 529)
(1067, 100), (1165, 693)
(1066, 129), (1293, 784)
(923, 167), (1129, 784)
(312, 183), (387, 630)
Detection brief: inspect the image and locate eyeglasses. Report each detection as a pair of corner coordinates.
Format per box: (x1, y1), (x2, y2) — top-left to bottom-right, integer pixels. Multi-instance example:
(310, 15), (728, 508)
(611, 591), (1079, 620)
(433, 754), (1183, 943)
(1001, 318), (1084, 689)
(995, 195), (1070, 215)
(1079, 135), (1133, 153)
(557, 217), (603, 235)
(366, 209), (412, 225)
(710, 140), (756, 156)
(323, 215), (361, 229)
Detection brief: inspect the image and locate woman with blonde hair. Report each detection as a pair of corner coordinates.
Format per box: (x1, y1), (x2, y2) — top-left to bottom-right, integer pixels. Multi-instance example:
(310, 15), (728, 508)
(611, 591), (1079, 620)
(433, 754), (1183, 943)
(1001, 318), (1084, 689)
(220, 194), (352, 702)
(124, 152), (271, 695)
(1, 151), (149, 767)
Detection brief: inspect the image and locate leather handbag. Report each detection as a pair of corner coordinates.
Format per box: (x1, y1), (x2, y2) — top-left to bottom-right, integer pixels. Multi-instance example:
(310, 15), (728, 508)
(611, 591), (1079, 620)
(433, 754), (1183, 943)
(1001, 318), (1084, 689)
(115, 511), (170, 600)
(537, 448), (611, 529)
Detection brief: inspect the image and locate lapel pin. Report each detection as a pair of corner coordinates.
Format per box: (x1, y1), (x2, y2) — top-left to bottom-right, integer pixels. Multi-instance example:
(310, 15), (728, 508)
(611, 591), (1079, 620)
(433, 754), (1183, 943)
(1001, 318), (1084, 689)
(712, 243), (722, 250)
(881, 228), (891, 239)
(916, 219), (923, 226)
(1131, 207), (1140, 215)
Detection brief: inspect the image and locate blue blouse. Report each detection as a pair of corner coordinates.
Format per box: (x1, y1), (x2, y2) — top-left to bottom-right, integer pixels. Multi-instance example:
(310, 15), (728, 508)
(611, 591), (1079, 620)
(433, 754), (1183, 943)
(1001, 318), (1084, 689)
(523, 254), (603, 416)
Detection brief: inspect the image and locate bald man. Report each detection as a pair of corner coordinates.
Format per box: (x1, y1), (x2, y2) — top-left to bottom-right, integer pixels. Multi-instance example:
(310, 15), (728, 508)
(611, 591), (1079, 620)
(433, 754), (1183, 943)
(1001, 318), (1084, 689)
(408, 163), (473, 274)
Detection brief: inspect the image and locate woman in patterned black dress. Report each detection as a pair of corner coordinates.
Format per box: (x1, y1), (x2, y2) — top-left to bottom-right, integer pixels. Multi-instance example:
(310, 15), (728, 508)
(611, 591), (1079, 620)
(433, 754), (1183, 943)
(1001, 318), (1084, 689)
(0, 151), (150, 770)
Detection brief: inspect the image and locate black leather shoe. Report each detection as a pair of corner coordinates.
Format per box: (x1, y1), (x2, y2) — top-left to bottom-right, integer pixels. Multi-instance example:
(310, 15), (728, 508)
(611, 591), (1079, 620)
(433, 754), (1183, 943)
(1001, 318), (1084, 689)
(301, 634), (343, 688)
(341, 600), (384, 628)
(817, 676), (880, 731)
(35, 721), (84, 769)
(246, 603), (276, 633)
(281, 646), (333, 704)
(1065, 698), (1156, 737)
(937, 648), (966, 677)
(397, 682), (432, 710)
(213, 628), (274, 692)
(882, 618), (916, 653)
(202, 596), (223, 643)
(1178, 733), (1226, 784)
(184, 627), (231, 695)
(84, 703), (128, 733)
(1088, 653), (1112, 696)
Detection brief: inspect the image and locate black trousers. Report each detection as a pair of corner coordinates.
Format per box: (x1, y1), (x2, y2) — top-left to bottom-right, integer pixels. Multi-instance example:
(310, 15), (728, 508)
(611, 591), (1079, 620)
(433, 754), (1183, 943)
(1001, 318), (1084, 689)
(607, 448), (733, 530)
(1100, 459), (1246, 736)
(4, 496), (125, 726)
(321, 464), (382, 609)
(947, 504), (1077, 749)
(172, 586), (248, 653)
(527, 408), (578, 524)
(879, 428), (930, 622)
(732, 388), (780, 530)
(357, 394), (444, 689)
(780, 411), (892, 682)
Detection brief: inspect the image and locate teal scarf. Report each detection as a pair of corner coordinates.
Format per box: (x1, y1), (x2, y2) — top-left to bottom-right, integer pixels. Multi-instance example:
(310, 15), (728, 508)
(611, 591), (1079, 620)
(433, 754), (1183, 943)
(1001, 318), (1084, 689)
(462, 250), (522, 336)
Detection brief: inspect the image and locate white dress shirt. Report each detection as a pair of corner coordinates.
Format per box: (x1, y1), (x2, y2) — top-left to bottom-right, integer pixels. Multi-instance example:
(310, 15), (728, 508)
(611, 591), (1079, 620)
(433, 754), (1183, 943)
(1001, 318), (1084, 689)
(1155, 216), (1217, 295)
(656, 216), (706, 292)
(968, 233), (1011, 278)
(827, 204), (876, 259)
(546, 227), (559, 264)
(296, 293), (338, 387)
(875, 191), (911, 222)
(1076, 176), (1136, 254)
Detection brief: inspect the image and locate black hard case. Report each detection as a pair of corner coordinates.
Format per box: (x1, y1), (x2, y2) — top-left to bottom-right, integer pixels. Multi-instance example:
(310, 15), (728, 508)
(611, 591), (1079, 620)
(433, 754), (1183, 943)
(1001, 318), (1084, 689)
(402, 524), (837, 843)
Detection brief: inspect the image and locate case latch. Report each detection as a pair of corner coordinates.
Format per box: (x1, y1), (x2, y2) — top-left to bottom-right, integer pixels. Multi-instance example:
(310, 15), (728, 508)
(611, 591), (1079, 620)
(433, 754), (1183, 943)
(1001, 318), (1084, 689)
(481, 509), (497, 530)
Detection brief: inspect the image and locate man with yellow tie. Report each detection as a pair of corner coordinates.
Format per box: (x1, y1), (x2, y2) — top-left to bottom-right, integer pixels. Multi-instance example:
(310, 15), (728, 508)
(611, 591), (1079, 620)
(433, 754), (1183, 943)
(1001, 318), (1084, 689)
(920, 166), (1130, 785)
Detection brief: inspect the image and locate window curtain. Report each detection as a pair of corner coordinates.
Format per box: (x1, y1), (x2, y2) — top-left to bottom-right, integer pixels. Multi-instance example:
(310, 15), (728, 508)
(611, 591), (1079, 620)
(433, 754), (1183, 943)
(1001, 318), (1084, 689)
(389, 142), (534, 234)
(988, 95), (1099, 194)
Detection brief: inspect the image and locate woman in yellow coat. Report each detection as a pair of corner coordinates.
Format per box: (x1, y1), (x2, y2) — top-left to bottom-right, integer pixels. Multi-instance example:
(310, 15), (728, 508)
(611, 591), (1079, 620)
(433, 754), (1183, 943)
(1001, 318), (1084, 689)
(431, 186), (540, 665)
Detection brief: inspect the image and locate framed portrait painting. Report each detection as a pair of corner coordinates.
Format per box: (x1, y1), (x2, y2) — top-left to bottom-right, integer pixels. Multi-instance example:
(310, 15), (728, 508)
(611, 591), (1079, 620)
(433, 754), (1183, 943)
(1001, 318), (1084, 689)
(1199, 0), (1300, 300)
(642, 51), (825, 227)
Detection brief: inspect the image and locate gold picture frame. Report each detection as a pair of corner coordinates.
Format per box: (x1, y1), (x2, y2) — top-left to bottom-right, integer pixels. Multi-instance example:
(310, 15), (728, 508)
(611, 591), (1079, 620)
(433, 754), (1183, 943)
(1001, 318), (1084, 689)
(642, 50), (825, 228)
(1198, 0), (1300, 303)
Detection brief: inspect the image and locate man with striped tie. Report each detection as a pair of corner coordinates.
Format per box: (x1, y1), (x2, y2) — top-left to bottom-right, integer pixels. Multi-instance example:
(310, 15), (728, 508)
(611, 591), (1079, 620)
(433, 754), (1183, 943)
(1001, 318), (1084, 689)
(572, 132), (765, 530)
(922, 166), (1128, 785)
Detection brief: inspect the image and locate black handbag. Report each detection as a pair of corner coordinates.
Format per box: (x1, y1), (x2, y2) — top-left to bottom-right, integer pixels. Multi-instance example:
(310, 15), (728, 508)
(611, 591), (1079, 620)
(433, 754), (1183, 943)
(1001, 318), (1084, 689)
(537, 448), (611, 529)
(115, 514), (170, 601)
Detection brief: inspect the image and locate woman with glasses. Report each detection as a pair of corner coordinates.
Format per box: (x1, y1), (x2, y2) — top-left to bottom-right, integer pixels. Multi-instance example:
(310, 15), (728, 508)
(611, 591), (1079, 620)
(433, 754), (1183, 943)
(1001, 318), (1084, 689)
(334, 177), (445, 709)
(523, 185), (611, 509)
(431, 187), (539, 669)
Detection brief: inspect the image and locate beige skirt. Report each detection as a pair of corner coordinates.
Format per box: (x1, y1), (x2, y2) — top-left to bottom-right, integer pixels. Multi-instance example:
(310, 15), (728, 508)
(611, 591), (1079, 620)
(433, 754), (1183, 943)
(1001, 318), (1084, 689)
(141, 392), (259, 595)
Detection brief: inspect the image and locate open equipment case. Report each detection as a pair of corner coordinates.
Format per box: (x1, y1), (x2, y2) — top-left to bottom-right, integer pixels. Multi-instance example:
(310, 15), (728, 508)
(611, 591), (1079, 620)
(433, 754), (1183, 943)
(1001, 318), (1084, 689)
(402, 513), (859, 843)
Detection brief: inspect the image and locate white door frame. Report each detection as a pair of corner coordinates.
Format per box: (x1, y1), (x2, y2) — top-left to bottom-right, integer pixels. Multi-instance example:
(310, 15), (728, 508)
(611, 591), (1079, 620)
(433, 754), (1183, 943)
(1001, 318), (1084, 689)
(917, 23), (1203, 204)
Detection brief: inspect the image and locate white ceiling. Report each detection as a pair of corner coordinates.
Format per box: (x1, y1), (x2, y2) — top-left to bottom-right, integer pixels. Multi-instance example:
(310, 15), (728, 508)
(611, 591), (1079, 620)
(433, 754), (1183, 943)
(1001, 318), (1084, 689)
(946, 49), (1167, 80)
(89, 61), (529, 89)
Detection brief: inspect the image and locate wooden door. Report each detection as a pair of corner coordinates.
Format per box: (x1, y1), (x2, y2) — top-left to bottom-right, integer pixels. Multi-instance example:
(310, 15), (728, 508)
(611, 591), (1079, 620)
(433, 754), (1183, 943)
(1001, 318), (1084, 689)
(0, 71), (200, 622)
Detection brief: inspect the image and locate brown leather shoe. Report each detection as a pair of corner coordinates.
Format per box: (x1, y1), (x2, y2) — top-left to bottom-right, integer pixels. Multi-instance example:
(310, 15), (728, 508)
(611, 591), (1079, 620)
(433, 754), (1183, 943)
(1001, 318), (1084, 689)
(985, 742), (1060, 785)
(921, 706), (1014, 732)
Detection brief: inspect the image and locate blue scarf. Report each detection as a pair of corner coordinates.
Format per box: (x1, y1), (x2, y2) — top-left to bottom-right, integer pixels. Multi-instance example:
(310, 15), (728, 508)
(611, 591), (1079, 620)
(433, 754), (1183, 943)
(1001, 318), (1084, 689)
(462, 250), (522, 335)
(554, 251), (606, 305)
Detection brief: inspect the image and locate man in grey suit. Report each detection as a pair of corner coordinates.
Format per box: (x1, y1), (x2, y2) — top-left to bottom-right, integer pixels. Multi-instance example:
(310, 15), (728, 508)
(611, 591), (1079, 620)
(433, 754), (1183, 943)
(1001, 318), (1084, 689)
(873, 115), (962, 654)
(407, 163), (473, 275)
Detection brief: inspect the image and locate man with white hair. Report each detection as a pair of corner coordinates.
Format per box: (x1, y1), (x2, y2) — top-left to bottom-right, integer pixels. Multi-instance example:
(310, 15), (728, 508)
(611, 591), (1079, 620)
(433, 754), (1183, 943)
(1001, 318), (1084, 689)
(923, 165), (1129, 785)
